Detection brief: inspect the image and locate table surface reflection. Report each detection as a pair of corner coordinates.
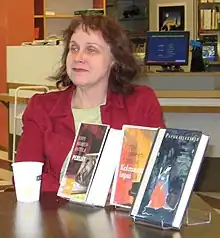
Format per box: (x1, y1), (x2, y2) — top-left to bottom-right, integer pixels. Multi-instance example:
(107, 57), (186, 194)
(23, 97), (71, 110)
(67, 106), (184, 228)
(0, 192), (219, 238)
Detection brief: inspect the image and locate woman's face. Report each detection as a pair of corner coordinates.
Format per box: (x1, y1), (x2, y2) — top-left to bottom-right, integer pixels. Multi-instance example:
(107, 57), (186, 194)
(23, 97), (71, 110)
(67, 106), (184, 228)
(66, 25), (114, 88)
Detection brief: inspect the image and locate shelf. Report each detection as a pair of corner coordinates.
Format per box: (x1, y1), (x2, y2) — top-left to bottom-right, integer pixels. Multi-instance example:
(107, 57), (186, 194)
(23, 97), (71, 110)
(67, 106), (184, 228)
(106, 4), (114, 7)
(200, 29), (220, 31)
(45, 14), (76, 18)
(198, 1), (220, 38)
(34, 15), (44, 18)
(33, 0), (106, 39)
(199, 3), (220, 9)
(199, 29), (220, 34)
(34, 18), (44, 40)
(119, 17), (147, 22)
(35, 13), (80, 19)
(34, 0), (44, 15)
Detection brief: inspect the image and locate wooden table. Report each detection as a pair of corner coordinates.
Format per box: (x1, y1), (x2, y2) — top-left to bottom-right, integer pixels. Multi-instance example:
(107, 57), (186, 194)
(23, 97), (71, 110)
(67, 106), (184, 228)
(198, 192), (220, 211)
(0, 192), (220, 238)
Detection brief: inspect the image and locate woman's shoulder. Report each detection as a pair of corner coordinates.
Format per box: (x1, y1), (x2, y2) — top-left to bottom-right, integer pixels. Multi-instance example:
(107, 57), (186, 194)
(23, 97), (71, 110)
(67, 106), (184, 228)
(128, 85), (157, 100)
(27, 86), (73, 111)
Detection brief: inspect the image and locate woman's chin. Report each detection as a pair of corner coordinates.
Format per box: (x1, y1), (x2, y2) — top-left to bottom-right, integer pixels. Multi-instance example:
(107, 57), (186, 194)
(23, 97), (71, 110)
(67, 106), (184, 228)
(72, 79), (90, 87)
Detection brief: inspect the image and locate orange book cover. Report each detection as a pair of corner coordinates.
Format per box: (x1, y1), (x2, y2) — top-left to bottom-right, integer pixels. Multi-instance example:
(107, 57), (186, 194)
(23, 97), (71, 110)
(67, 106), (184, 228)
(110, 125), (158, 209)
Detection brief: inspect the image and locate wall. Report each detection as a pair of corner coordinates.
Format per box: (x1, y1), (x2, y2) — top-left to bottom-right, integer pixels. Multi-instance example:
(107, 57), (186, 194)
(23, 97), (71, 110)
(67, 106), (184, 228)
(44, 0), (93, 37)
(0, 0), (34, 150)
(149, 0), (197, 39)
(0, 2), (7, 150)
(7, 46), (63, 86)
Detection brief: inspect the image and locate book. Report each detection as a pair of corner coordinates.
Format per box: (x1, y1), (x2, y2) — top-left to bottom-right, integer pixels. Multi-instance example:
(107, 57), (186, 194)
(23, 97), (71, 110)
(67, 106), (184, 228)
(130, 128), (210, 230)
(57, 123), (109, 203)
(110, 125), (158, 209)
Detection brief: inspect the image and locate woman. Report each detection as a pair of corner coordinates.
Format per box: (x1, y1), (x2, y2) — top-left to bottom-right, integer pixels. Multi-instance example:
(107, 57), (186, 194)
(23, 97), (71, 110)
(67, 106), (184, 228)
(16, 15), (165, 192)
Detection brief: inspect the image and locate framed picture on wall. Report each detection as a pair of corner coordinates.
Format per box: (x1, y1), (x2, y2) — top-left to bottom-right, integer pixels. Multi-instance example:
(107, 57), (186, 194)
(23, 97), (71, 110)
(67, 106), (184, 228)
(158, 4), (185, 31)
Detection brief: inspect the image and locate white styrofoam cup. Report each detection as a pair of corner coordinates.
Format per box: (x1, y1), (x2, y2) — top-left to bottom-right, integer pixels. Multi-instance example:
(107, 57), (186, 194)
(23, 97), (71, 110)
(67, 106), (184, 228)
(12, 161), (44, 202)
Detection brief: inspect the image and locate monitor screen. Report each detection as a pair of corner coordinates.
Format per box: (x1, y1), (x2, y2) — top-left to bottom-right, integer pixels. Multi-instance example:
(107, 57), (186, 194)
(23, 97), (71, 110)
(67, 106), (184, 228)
(145, 31), (190, 66)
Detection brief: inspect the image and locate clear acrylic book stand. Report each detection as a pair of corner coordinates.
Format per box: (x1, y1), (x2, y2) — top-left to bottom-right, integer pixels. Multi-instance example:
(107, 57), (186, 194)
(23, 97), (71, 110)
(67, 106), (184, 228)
(184, 208), (211, 227)
(133, 208), (211, 230)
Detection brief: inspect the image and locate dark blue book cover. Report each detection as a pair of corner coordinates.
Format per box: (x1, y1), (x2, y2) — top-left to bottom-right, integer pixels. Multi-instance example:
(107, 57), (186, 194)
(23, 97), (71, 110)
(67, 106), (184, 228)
(131, 128), (209, 229)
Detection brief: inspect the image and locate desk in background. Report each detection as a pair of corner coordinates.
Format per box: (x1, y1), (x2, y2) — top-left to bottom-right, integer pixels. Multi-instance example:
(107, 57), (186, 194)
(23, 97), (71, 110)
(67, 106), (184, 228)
(1, 83), (220, 156)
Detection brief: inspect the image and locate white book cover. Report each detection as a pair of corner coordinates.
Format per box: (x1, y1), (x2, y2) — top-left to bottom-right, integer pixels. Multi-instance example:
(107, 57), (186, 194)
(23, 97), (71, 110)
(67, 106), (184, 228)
(86, 128), (123, 207)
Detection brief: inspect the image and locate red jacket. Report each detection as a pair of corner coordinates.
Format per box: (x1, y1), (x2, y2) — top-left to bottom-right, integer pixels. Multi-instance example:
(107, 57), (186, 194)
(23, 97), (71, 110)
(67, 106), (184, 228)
(16, 85), (165, 192)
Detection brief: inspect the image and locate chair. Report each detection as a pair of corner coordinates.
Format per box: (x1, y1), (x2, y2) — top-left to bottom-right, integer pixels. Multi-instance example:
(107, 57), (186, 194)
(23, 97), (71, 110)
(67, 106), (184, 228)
(0, 153), (13, 192)
(0, 86), (50, 192)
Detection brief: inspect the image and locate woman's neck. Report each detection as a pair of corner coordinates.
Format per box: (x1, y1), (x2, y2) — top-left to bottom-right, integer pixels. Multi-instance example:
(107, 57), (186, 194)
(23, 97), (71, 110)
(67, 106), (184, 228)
(72, 85), (107, 109)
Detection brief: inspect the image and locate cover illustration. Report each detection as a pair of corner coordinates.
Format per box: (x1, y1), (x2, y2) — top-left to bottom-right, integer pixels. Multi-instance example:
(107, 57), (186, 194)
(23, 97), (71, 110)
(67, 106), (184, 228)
(58, 123), (109, 201)
(133, 128), (203, 227)
(111, 126), (157, 208)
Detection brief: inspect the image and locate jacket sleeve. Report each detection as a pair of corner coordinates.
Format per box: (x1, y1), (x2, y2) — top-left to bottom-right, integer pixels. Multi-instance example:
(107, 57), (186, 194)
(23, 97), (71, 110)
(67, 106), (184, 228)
(15, 95), (58, 192)
(16, 95), (44, 163)
(143, 87), (166, 128)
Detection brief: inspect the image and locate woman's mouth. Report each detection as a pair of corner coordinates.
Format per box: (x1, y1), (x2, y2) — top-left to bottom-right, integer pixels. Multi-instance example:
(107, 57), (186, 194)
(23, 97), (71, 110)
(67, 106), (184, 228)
(73, 68), (88, 72)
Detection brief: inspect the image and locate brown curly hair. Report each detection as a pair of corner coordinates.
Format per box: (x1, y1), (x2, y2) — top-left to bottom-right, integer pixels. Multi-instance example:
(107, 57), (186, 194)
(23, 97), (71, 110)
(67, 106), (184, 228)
(50, 15), (140, 94)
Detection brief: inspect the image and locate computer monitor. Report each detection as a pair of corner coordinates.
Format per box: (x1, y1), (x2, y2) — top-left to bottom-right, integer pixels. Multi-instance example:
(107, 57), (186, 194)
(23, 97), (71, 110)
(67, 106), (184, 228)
(145, 31), (190, 72)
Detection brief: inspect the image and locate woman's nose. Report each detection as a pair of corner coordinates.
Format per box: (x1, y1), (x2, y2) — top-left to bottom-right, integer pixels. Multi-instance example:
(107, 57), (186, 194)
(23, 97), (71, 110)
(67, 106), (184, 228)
(73, 51), (85, 62)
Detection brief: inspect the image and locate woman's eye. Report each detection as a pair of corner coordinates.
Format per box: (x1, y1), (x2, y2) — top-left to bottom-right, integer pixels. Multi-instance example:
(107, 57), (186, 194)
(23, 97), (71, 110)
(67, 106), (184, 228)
(87, 47), (98, 54)
(70, 46), (78, 52)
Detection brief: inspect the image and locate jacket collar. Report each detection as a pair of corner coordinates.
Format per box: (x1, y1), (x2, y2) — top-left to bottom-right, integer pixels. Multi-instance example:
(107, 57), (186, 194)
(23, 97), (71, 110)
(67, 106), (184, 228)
(106, 89), (125, 109)
(50, 86), (124, 117)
